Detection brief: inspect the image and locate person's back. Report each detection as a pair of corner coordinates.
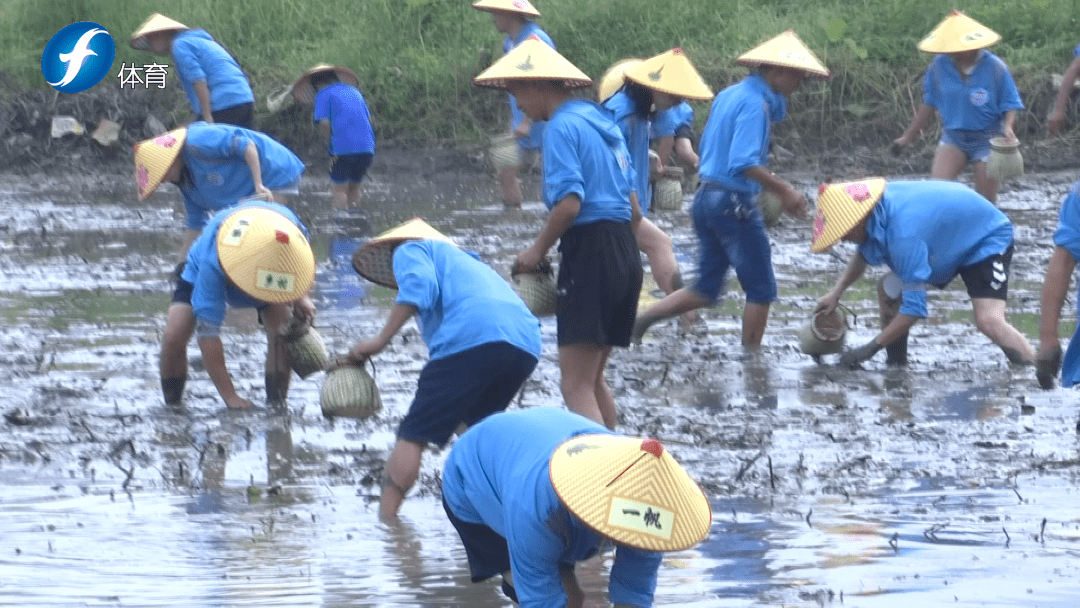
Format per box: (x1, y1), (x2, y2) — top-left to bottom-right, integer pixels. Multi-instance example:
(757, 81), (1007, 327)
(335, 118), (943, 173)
(698, 75), (779, 193)
(314, 82), (375, 156)
(171, 29), (253, 118)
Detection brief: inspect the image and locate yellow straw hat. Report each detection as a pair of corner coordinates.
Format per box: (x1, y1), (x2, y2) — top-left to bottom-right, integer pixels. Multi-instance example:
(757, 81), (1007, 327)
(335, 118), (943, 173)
(217, 207), (315, 303)
(549, 434), (711, 552)
(810, 178), (887, 253)
(133, 128), (188, 201)
(291, 64), (362, 104)
(597, 58), (643, 103)
(351, 218), (455, 289)
(473, 37), (592, 91)
(624, 48), (714, 101)
(471, 0), (541, 19)
(130, 13), (189, 50)
(917, 10), (1001, 54)
(737, 30), (831, 79)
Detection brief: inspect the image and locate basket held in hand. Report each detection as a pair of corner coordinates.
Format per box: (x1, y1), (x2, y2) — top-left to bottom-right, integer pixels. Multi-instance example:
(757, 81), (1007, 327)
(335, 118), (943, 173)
(282, 317), (328, 379)
(798, 308), (848, 356)
(654, 167), (684, 211)
(986, 137), (1023, 182)
(320, 361), (382, 419)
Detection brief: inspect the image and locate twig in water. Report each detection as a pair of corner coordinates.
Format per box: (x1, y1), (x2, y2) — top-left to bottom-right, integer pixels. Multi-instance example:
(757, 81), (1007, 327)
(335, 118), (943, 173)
(768, 456), (775, 491)
(805, 508), (813, 529)
(731, 508), (737, 522)
(735, 449), (765, 483)
(889, 532), (899, 554)
(1013, 487), (1023, 503)
(1040, 518), (1047, 543)
(1002, 527), (1010, 548)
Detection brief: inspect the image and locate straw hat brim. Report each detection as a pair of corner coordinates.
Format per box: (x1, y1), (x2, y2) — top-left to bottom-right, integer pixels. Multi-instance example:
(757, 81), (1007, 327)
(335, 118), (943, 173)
(917, 12), (1001, 53)
(291, 64), (361, 104)
(130, 13), (189, 50)
(217, 207), (315, 302)
(624, 50), (713, 101)
(473, 38), (593, 91)
(134, 128), (188, 201)
(549, 434), (711, 552)
(472, 0), (541, 18)
(598, 59), (643, 103)
(736, 31), (831, 79)
(811, 178), (887, 253)
(351, 219), (455, 289)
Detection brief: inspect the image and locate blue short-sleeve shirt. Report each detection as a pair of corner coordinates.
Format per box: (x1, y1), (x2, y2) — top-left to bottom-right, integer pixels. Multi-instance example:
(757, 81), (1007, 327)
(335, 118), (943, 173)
(922, 51), (1024, 132)
(651, 102), (694, 139)
(171, 30), (254, 116)
(698, 75), (785, 194)
(1052, 182), (1080, 387)
(603, 90), (653, 215)
(313, 82), (375, 156)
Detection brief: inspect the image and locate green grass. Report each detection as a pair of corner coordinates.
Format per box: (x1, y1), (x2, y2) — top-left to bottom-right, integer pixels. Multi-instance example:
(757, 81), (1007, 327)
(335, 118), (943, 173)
(3, 0), (1079, 146)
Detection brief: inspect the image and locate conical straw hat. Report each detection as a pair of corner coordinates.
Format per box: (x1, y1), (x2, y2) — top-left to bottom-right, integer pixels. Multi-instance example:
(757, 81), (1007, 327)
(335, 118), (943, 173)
(597, 58), (643, 103)
(474, 37), (592, 91)
(291, 64), (362, 104)
(217, 207), (315, 303)
(549, 434), (711, 552)
(351, 218), (455, 289)
(917, 10), (1001, 53)
(737, 30), (830, 79)
(130, 13), (189, 50)
(472, 0), (540, 19)
(810, 178), (886, 253)
(625, 48), (713, 101)
(133, 128), (188, 201)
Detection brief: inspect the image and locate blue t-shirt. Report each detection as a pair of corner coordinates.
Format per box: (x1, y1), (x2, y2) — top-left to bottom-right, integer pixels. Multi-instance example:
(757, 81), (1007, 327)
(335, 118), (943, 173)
(392, 240), (542, 361)
(181, 202), (309, 326)
(651, 102), (694, 139)
(858, 180), (1013, 318)
(1053, 182), (1080, 387)
(313, 82), (375, 156)
(504, 23), (555, 150)
(922, 51), (1024, 132)
(698, 74), (786, 194)
(171, 30), (254, 116)
(178, 122), (305, 230)
(542, 99), (636, 226)
(603, 90), (653, 215)
(443, 407), (664, 608)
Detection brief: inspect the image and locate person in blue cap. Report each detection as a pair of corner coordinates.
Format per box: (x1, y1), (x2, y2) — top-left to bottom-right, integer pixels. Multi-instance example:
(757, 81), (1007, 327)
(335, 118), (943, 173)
(1036, 182), (1080, 417)
(347, 219), (541, 519)
(158, 201), (317, 409)
(131, 13), (255, 128)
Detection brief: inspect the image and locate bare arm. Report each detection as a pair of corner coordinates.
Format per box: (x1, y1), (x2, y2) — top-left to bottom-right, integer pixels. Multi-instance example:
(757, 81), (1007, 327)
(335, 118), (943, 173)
(515, 194), (581, 274)
(655, 136), (675, 168)
(895, 103), (936, 146)
(817, 254), (868, 314)
(243, 141), (272, 200)
(1039, 246), (1075, 344)
(197, 335), (251, 408)
(674, 137), (699, 169)
(193, 80), (213, 123)
(347, 303), (417, 362)
(1049, 56), (1080, 137)
(877, 313), (919, 348)
(1001, 110), (1018, 142)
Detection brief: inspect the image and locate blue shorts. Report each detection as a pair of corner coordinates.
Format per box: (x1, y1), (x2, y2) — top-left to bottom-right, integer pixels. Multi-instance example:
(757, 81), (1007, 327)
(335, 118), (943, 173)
(398, 342), (538, 447)
(329, 153), (374, 184)
(939, 129), (998, 163)
(443, 495), (511, 583)
(690, 184), (776, 304)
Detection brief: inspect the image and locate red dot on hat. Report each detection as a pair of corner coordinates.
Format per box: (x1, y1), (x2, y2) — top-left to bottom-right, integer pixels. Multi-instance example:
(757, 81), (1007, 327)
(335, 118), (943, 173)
(673, 47), (683, 54)
(276, 230), (290, 244)
(640, 438), (664, 458)
(819, 183), (828, 196)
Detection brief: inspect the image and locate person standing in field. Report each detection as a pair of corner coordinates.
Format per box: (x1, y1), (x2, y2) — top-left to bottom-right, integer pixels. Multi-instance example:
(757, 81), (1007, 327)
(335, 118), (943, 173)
(472, 0), (554, 209)
(892, 11), (1023, 204)
(601, 49), (714, 330)
(130, 13), (256, 129)
(1048, 43), (1080, 137)
(1036, 182), (1080, 415)
(474, 39), (643, 429)
(347, 219), (541, 519)
(632, 31), (824, 347)
(291, 64), (376, 211)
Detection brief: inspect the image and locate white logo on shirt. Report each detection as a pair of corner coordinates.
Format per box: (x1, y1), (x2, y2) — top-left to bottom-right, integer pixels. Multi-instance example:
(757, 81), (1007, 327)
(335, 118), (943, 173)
(969, 88), (988, 107)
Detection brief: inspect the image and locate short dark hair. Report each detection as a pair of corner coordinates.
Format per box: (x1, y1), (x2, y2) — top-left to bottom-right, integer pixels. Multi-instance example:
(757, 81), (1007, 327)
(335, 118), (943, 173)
(624, 81), (655, 119)
(310, 70), (340, 89)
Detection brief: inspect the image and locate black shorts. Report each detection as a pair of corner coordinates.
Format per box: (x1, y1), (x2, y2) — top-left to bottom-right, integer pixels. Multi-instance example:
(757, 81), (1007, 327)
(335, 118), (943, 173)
(211, 102), (255, 129)
(397, 342), (537, 447)
(442, 495), (511, 583)
(556, 220), (643, 347)
(958, 244), (1013, 301)
(329, 153), (374, 184)
(169, 277), (268, 320)
(674, 125), (694, 141)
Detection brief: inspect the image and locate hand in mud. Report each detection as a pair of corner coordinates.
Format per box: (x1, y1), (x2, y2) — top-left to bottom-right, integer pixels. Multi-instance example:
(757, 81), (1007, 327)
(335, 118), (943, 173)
(225, 394), (253, 410)
(779, 184), (808, 219)
(839, 339), (881, 369)
(1036, 339), (1062, 390)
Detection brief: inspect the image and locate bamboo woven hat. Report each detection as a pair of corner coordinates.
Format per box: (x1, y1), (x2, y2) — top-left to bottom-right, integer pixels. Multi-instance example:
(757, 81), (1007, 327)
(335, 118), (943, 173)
(549, 434), (711, 552)
(810, 178), (887, 253)
(917, 10), (1001, 54)
(737, 30), (830, 79)
(291, 64), (361, 104)
(472, 0), (541, 19)
(130, 13), (189, 50)
(133, 128), (188, 201)
(217, 207), (315, 303)
(473, 37), (592, 91)
(352, 218), (455, 289)
(624, 48), (714, 101)
(597, 58), (643, 103)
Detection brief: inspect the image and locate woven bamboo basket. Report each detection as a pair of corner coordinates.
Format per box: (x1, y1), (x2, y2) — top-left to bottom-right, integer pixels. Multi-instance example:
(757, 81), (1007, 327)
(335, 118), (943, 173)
(320, 362), (382, 419)
(986, 137), (1023, 182)
(490, 134), (520, 171)
(282, 318), (329, 379)
(759, 190), (783, 227)
(513, 271), (557, 317)
(797, 308), (848, 356)
(654, 167), (684, 212)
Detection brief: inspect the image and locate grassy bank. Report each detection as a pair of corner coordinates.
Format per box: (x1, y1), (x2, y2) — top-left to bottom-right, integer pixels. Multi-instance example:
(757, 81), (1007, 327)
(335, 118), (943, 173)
(2, 0), (1078, 152)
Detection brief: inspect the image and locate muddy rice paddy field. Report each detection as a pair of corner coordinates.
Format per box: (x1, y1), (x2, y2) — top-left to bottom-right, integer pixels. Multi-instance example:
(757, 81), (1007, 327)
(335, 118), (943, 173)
(1, 166), (1079, 607)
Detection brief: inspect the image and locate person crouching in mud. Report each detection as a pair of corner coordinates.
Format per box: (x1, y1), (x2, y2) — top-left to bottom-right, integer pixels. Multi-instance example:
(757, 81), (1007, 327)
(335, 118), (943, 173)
(812, 178), (1034, 369)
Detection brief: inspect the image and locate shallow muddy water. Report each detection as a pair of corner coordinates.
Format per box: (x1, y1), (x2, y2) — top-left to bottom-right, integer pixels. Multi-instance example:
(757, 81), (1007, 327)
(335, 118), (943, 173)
(1, 169), (1079, 606)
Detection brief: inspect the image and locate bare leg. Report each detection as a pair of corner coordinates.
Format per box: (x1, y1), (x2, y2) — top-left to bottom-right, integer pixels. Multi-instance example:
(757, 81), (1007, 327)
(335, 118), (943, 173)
(331, 183), (349, 210)
(261, 303), (292, 402)
(558, 344), (608, 427)
(877, 276), (908, 365)
(636, 218), (695, 325)
(632, 288), (712, 342)
(497, 166), (522, 209)
(380, 439), (425, 520)
(592, 347), (617, 429)
(160, 303), (195, 403)
(930, 144), (969, 181)
(971, 298), (1035, 364)
(972, 161), (1000, 204)
(742, 302), (770, 346)
(346, 183), (363, 207)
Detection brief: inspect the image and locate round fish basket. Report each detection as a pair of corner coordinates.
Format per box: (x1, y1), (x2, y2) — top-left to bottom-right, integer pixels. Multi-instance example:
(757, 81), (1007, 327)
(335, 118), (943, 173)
(282, 319), (329, 379)
(759, 190), (783, 228)
(986, 137), (1023, 182)
(320, 362), (382, 419)
(654, 167), (684, 212)
(490, 134), (520, 171)
(514, 271), (557, 317)
(798, 308), (848, 356)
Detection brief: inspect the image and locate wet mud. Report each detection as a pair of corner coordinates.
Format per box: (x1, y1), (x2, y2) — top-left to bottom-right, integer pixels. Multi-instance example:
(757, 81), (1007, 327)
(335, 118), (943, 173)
(1, 167), (1080, 606)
